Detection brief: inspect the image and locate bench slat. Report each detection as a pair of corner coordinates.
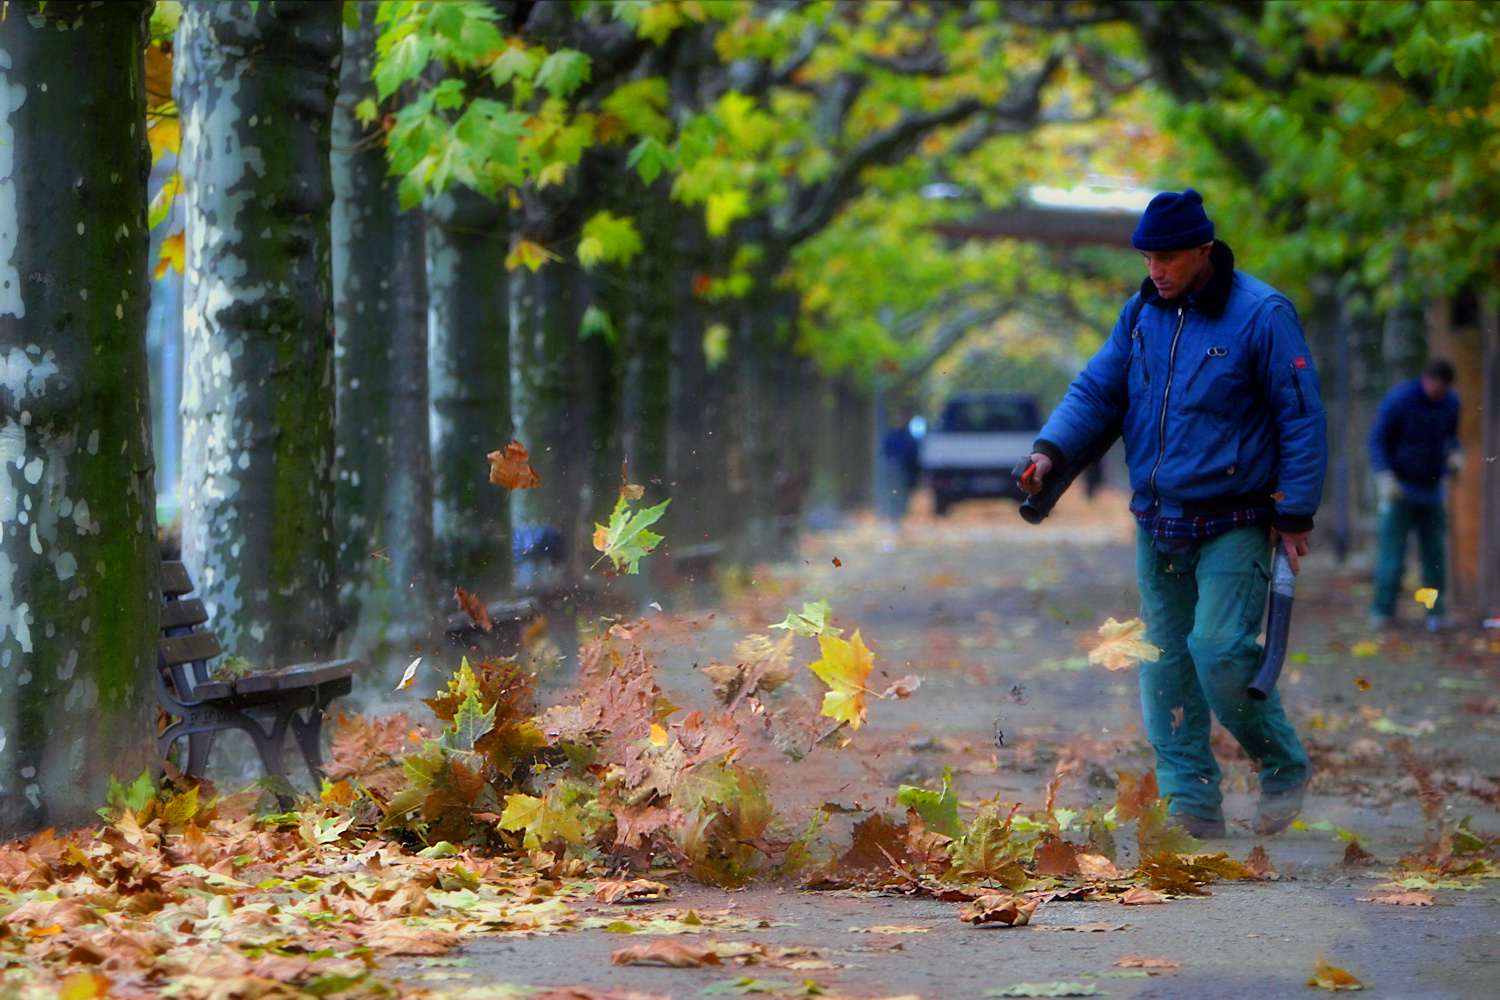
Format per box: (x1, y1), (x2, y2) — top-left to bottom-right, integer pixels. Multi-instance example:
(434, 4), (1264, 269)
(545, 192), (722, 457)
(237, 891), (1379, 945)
(160, 598), (209, 631)
(162, 561), (194, 597)
(159, 632), (222, 667)
(190, 680), (233, 701)
(267, 659), (359, 691)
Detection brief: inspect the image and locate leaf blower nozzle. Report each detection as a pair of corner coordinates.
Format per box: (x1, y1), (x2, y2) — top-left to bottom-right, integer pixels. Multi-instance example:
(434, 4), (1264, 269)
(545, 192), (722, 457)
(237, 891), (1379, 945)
(1247, 546), (1298, 701)
(1010, 423), (1121, 524)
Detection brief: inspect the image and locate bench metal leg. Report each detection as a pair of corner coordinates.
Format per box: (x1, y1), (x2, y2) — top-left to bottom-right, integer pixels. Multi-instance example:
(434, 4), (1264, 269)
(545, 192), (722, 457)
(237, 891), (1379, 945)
(186, 731), (215, 776)
(289, 706), (327, 788)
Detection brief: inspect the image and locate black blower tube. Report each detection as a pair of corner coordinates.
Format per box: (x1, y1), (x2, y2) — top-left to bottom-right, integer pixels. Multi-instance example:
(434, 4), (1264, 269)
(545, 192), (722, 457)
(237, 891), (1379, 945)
(1010, 422), (1121, 524)
(1247, 546), (1298, 701)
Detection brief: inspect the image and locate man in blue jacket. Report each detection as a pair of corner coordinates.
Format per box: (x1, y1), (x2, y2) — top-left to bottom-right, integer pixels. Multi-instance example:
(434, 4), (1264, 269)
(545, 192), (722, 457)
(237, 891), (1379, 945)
(1368, 359), (1460, 631)
(1019, 190), (1326, 838)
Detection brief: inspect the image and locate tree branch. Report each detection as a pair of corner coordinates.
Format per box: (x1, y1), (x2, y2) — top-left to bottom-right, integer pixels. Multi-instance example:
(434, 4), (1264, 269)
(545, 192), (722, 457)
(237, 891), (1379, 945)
(778, 51), (1063, 250)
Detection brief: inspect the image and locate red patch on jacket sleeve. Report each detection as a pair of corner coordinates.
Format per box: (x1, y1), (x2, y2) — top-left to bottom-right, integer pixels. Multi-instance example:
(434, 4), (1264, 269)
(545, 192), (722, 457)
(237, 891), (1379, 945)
(1293, 357), (1307, 368)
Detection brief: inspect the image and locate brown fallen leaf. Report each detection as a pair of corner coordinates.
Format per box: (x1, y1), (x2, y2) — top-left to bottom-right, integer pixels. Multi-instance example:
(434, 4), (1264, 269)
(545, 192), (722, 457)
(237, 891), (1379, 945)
(1363, 891), (1434, 906)
(1076, 853), (1121, 879)
(848, 925), (932, 934)
(1307, 959), (1367, 990)
(1072, 921), (1125, 933)
(958, 894), (1039, 927)
(611, 937), (721, 968)
(361, 924), (458, 955)
(595, 878), (671, 904)
(1033, 836), (1080, 877)
(881, 674), (921, 699)
(1342, 839), (1377, 867)
(1245, 844), (1275, 879)
(455, 585), (493, 632)
(488, 440), (540, 490)
(1115, 956), (1179, 973)
(1118, 886), (1165, 905)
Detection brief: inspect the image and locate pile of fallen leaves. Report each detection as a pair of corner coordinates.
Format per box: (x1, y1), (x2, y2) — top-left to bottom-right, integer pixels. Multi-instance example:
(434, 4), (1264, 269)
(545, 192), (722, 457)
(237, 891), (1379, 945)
(322, 601), (919, 888)
(0, 778), (595, 998)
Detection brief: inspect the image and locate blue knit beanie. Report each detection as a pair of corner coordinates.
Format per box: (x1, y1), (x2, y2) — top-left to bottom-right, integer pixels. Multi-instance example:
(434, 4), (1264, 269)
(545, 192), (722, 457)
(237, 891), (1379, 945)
(1131, 189), (1214, 251)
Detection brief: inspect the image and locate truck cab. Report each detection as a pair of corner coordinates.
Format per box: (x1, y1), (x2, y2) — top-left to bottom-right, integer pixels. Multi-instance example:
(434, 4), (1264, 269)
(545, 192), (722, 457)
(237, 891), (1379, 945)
(920, 393), (1041, 515)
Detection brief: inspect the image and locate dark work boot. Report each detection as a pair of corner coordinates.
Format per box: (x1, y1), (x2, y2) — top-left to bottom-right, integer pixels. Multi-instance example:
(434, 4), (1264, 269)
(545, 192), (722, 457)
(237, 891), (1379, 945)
(1256, 774), (1311, 835)
(1168, 812), (1227, 839)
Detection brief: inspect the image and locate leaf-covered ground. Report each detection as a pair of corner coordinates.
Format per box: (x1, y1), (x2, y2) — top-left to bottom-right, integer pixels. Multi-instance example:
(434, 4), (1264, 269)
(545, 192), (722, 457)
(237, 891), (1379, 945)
(5, 488), (1500, 999)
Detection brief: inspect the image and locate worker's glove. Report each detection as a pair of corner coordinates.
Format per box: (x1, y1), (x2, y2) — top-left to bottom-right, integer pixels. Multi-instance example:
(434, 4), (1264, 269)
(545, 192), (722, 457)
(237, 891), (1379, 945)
(1447, 449), (1465, 478)
(1375, 470), (1401, 510)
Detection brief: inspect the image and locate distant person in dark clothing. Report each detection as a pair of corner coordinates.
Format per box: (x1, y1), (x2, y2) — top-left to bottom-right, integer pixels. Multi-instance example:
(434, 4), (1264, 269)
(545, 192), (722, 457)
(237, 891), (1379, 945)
(882, 421), (920, 520)
(1368, 358), (1461, 631)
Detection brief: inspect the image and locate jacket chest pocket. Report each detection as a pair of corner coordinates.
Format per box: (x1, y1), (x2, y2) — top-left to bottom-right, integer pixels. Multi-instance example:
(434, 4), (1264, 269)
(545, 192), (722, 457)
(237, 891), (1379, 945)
(1181, 345), (1243, 413)
(1129, 329), (1151, 390)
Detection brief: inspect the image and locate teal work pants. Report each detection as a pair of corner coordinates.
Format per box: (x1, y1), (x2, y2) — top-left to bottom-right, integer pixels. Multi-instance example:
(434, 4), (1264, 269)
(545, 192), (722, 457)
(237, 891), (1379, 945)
(1136, 526), (1310, 821)
(1371, 498), (1446, 618)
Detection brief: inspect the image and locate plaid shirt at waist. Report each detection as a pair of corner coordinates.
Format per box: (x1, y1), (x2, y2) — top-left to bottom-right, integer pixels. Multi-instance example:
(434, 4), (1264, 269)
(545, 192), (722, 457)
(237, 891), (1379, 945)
(1135, 505), (1273, 543)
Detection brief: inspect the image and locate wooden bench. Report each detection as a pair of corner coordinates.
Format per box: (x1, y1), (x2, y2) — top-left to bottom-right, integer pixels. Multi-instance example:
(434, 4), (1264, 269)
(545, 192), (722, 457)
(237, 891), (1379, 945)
(156, 560), (358, 803)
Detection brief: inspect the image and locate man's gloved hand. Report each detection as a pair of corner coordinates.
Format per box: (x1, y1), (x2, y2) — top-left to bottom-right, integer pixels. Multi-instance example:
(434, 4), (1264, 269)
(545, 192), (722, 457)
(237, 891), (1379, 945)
(1375, 470), (1401, 509)
(1447, 449), (1465, 478)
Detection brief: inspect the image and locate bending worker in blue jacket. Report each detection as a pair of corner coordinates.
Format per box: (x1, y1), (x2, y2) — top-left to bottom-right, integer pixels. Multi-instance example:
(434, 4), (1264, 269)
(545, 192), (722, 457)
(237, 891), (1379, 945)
(1368, 359), (1460, 632)
(1019, 190), (1327, 838)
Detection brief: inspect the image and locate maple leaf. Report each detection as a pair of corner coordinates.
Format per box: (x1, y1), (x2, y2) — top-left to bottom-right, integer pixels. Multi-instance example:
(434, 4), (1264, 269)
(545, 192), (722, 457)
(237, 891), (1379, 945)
(958, 893), (1038, 927)
(154, 230), (184, 280)
(595, 878), (671, 904)
(1118, 886), (1165, 905)
(488, 441), (540, 490)
(611, 937), (721, 968)
(1415, 587), (1439, 609)
(455, 586), (493, 632)
(770, 599), (843, 638)
(498, 791), (587, 849)
(1033, 836), (1081, 877)
(1088, 617), (1161, 671)
(896, 765), (961, 838)
(946, 804), (1029, 888)
(593, 492), (670, 575)
(1307, 960), (1366, 991)
(806, 630), (875, 729)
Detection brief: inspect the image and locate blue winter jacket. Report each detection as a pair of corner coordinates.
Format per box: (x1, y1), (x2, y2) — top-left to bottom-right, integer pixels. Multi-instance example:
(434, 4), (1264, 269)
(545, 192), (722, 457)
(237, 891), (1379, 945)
(1035, 243), (1327, 533)
(1368, 377), (1459, 505)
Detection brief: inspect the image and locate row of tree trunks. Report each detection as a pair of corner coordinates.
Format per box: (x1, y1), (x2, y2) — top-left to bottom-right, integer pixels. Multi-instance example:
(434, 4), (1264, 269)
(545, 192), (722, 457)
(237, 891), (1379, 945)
(332, 4), (433, 654)
(0, 1), (159, 835)
(427, 187), (511, 598)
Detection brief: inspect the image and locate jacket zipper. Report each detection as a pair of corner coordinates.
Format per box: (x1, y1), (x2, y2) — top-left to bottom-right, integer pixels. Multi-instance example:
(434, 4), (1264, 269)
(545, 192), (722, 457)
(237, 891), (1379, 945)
(1289, 361), (1307, 415)
(1132, 327), (1150, 386)
(1183, 349), (1216, 394)
(1148, 307), (1188, 508)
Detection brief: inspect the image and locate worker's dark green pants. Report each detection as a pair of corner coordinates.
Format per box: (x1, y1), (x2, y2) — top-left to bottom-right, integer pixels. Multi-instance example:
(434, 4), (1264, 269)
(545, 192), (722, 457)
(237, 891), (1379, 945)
(1136, 526), (1310, 822)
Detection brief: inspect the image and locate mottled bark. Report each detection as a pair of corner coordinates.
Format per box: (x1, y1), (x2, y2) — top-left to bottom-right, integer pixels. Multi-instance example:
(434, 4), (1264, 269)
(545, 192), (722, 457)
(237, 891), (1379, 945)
(0, 1), (158, 835)
(508, 201), (586, 587)
(729, 287), (806, 563)
(176, 1), (341, 667)
(331, 4), (434, 647)
(427, 188), (510, 595)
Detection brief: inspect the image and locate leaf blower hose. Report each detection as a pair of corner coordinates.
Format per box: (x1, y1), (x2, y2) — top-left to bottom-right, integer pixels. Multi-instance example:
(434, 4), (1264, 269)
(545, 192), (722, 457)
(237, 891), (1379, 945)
(1247, 546), (1297, 701)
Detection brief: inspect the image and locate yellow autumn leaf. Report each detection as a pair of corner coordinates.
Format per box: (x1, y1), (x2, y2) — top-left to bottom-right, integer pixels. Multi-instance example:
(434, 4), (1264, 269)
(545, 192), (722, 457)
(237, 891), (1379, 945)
(154, 230), (185, 280)
(1088, 617), (1161, 671)
(649, 723), (669, 747)
(148, 117), (180, 164)
(1414, 588), (1439, 610)
(807, 629), (875, 729)
(1350, 640), (1379, 657)
(505, 237), (560, 272)
(1307, 959), (1366, 991)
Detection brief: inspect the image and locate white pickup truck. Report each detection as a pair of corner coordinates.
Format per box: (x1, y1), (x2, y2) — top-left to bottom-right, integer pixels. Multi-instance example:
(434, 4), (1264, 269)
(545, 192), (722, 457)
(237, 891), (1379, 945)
(919, 393), (1042, 516)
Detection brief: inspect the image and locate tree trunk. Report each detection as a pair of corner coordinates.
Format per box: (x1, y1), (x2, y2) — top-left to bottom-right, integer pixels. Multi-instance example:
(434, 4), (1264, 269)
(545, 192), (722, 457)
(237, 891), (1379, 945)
(331, 4), (434, 651)
(427, 187), (511, 596)
(176, 1), (341, 668)
(0, 0), (159, 835)
(508, 199), (586, 589)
